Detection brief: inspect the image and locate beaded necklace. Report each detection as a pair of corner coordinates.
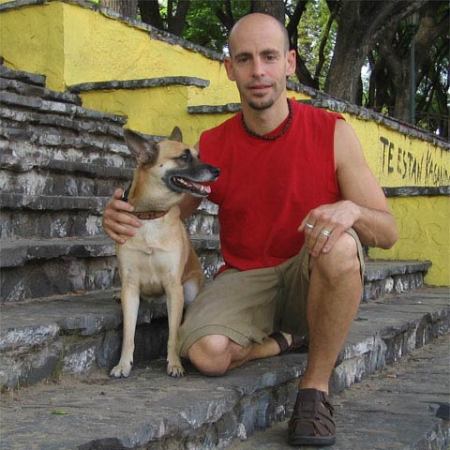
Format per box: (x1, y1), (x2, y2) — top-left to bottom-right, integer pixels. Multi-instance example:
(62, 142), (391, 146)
(241, 100), (292, 141)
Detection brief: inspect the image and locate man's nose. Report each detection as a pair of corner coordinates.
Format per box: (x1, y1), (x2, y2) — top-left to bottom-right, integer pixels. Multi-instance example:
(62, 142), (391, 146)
(251, 57), (265, 77)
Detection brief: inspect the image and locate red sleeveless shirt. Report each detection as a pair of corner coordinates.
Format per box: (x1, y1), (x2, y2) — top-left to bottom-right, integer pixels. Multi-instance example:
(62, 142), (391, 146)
(199, 99), (343, 272)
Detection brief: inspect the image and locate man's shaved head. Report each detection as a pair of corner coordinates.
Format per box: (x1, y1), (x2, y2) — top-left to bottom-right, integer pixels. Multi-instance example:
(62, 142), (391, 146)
(227, 13), (290, 56)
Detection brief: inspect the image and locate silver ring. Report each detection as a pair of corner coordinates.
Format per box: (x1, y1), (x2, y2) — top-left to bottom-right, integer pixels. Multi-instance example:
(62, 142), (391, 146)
(305, 223), (314, 230)
(320, 229), (332, 238)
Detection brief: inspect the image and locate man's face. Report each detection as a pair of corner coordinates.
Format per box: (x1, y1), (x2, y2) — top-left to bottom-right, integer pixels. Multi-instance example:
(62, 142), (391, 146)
(225, 16), (296, 111)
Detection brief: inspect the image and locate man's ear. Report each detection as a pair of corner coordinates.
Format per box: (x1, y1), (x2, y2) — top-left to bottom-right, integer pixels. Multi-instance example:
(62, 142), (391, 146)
(224, 56), (236, 81)
(286, 49), (296, 77)
(123, 129), (159, 166)
(169, 126), (183, 142)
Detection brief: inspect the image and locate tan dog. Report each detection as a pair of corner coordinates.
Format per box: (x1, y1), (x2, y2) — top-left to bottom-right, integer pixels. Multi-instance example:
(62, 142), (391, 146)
(110, 127), (219, 378)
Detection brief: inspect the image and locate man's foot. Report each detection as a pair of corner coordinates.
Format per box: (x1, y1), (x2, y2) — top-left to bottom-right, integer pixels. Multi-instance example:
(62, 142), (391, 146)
(287, 388), (336, 447)
(269, 331), (308, 354)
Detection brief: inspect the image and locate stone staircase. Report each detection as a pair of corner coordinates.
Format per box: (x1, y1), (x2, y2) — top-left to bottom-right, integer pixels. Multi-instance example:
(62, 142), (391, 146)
(0, 64), (449, 449)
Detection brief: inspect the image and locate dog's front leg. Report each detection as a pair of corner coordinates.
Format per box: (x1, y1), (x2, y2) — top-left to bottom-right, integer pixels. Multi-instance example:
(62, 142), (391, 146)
(165, 283), (185, 377)
(110, 285), (140, 378)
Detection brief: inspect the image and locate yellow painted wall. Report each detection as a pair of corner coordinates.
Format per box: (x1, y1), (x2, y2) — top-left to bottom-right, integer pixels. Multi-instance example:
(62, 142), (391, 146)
(0, 2), (65, 90)
(1, 0), (449, 285)
(370, 196), (449, 286)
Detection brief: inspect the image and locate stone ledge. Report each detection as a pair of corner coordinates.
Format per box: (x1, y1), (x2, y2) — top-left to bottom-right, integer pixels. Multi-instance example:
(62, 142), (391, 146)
(69, 76), (210, 93)
(0, 62), (46, 87)
(384, 186), (450, 197)
(0, 77), (81, 105)
(0, 105), (125, 137)
(0, 287), (448, 447)
(0, 91), (127, 124)
(0, 132), (132, 162)
(189, 96), (449, 150)
(188, 104), (241, 114)
(363, 259), (431, 281)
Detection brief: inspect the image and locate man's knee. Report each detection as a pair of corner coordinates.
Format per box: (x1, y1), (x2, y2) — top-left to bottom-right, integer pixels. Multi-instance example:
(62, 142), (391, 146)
(313, 232), (361, 283)
(187, 335), (231, 376)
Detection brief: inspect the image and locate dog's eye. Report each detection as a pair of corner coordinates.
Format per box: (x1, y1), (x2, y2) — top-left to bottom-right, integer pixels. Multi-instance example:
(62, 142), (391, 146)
(177, 149), (193, 163)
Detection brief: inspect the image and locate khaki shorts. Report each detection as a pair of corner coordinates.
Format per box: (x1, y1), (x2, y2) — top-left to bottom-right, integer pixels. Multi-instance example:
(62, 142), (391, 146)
(178, 229), (365, 357)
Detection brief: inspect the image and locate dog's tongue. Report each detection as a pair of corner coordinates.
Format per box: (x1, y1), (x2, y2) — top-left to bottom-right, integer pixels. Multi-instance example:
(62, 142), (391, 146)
(174, 177), (211, 195)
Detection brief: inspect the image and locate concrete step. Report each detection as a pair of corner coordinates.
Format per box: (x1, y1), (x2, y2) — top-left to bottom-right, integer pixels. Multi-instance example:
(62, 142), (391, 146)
(0, 153), (132, 197)
(0, 125), (132, 167)
(0, 225), (429, 302)
(0, 73), (82, 106)
(0, 234), (222, 303)
(0, 276), (446, 389)
(0, 91), (126, 127)
(0, 63), (46, 87)
(0, 191), (218, 241)
(228, 333), (450, 450)
(0, 287), (448, 448)
(0, 193), (108, 240)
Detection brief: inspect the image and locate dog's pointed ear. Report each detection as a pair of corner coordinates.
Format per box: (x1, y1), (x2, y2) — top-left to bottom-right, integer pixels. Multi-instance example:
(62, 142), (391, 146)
(123, 129), (159, 166)
(169, 126), (183, 142)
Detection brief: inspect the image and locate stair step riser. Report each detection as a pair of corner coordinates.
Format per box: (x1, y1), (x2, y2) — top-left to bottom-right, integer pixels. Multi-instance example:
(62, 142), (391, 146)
(1, 256), (120, 303)
(1, 210), (104, 239)
(0, 319), (169, 389)
(363, 271), (426, 300)
(0, 207), (219, 241)
(0, 77), (81, 106)
(0, 91), (126, 125)
(1, 291), (448, 391)
(331, 306), (450, 393)
(0, 169), (122, 197)
(1, 247), (223, 303)
(0, 132), (133, 166)
(0, 248), (429, 304)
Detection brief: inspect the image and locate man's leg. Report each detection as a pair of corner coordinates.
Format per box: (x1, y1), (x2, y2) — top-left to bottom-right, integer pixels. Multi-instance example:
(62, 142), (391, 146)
(187, 332), (288, 376)
(300, 232), (362, 393)
(287, 231), (363, 446)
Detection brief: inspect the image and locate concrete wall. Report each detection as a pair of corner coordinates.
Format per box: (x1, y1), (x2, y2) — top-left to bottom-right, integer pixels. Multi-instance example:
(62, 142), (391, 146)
(1, 0), (449, 285)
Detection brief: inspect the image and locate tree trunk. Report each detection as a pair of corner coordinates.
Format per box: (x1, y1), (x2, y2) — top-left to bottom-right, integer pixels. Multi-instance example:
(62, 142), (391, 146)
(167, 0), (191, 36)
(326, 0), (426, 103)
(139, 0), (164, 30)
(100, 0), (138, 19)
(251, 0), (285, 23)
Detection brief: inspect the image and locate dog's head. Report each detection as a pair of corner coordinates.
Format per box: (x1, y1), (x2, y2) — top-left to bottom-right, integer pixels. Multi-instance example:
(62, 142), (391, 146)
(123, 127), (219, 204)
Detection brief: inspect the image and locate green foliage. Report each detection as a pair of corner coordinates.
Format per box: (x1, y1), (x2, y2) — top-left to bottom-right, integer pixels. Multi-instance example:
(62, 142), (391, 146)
(296, 0), (336, 89)
(182, 0), (251, 53)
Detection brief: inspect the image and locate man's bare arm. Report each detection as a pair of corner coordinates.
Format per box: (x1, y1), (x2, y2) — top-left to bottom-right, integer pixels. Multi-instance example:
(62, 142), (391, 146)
(299, 120), (398, 256)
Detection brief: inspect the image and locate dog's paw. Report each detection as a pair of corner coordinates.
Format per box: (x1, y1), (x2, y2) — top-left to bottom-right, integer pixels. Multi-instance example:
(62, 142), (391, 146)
(110, 360), (132, 378)
(167, 357), (185, 377)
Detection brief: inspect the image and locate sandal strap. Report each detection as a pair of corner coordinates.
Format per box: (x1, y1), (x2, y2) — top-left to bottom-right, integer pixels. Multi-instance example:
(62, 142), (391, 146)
(269, 331), (289, 353)
(269, 331), (308, 354)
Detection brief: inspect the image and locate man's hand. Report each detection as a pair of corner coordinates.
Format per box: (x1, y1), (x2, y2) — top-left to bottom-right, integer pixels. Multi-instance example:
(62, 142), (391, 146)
(102, 188), (142, 244)
(298, 200), (361, 257)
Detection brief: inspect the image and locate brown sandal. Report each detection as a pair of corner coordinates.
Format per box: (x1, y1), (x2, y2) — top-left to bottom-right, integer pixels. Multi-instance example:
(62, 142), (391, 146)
(269, 331), (308, 354)
(288, 388), (336, 446)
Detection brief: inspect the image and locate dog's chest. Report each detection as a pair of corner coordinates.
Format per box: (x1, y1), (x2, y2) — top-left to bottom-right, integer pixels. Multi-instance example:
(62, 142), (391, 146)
(117, 219), (188, 289)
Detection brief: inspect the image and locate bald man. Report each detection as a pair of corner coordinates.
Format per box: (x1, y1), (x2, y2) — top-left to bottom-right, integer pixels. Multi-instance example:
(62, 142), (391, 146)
(103, 13), (397, 447)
